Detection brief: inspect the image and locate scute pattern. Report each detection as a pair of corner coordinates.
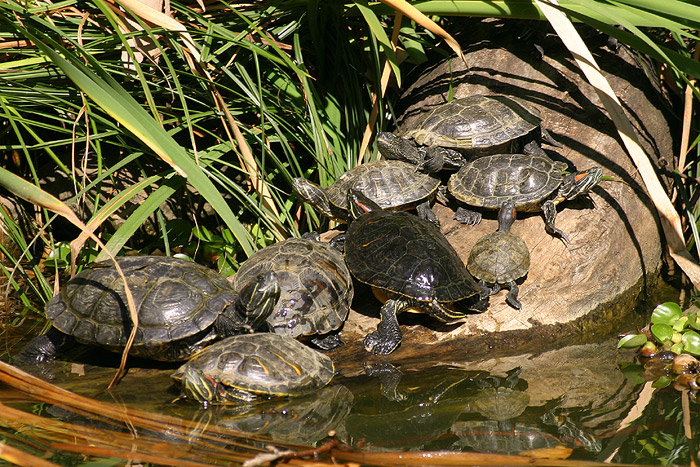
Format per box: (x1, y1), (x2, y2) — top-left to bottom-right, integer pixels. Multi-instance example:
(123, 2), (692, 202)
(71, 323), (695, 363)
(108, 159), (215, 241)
(468, 231), (530, 284)
(345, 210), (480, 303)
(448, 153), (568, 210)
(45, 256), (238, 360)
(231, 236), (353, 339)
(405, 95), (542, 150)
(173, 333), (335, 397)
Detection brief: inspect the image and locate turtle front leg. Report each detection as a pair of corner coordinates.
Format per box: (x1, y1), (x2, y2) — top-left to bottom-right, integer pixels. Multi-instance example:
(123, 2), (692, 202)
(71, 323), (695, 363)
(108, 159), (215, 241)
(454, 207), (483, 225)
(415, 200), (440, 228)
(479, 279), (500, 300)
(364, 298), (408, 355)
(229, 271), (281, 333)
(311, 332), (343, 350)
(420, 147), (467, 173)
(542, 199), (570, 245)
(505, 281), (522, 310)
(15, 327), (74, 364)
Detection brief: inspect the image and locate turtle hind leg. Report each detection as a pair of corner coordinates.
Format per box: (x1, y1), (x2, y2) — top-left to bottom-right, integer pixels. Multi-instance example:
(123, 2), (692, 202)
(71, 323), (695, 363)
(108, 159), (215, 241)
(454, 207), (483, 225)
(311, 332), (343, 350)
(542, 200), (570, 245)
(415, 200), (440, 228)
(364, 298), (408, 355)
(505, 281), (522, 310)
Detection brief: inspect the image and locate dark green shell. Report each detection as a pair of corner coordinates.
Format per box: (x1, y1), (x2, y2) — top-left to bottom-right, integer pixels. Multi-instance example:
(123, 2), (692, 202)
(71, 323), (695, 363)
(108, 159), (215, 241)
(230, 236), (353, 338)
(344, 210), (480, 303)
(448, 153), (568, 211)
(324, 160), (440, 212)
(172, 333), (335, 397)
(46, 255), (237, 360)
(405, 95), (542, 151)
(467, 231), (530, 284)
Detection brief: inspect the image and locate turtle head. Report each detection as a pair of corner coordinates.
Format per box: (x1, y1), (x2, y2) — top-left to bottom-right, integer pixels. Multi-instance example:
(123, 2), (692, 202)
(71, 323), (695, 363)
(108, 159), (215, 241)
(347, 189), (382, 220)
(497, 201), (517, 233)
(559, 167), (603, 201)
(377, 132), (424, 166)
(292, 178), (334, 218)
(232, 271), (280, 332)
(176, 366), (219, 406)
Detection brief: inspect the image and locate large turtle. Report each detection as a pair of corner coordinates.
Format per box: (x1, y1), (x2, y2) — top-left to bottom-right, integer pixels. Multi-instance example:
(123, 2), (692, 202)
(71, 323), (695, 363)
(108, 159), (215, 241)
(341, 190), (487, 355)
(171, 333), (335, 405)
(378, 95), (558, 173)
(293, 160), (441, 226)
(448, 153), (603, 244)
(467, 202), (530, 310)
(229, 233), (353, 350)
(19, 256), (280, 363)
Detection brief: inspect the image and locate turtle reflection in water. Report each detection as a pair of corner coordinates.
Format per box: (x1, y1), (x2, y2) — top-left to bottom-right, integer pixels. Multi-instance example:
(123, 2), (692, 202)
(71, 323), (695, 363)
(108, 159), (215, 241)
(187, 385), (353, 446)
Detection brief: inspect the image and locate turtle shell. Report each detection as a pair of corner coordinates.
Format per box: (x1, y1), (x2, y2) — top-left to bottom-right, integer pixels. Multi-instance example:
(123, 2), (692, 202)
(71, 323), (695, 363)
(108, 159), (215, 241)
(325, 160), (440, 212)
(448, 153), (568, 211)
(172, 333), (335, 399)
(345, 210), (480, 304)
(404, 95), (542, 151)
(46, 256), (238, 361)
(230, 236), (353, 339)
(468, 231), (530, 284)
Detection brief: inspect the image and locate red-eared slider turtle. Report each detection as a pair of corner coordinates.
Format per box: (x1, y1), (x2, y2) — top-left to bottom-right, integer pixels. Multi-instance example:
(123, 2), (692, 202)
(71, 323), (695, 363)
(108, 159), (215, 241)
(467, 202), (530, 310)
(171, 333), (335, 405)
(229, 233), (353, 350)
(293, 160), (441, 226)
(19, 256), (280, 362)
(342, 190), (487, 355)
(448, 153), (603, 244)
(378, 95), (558, 173)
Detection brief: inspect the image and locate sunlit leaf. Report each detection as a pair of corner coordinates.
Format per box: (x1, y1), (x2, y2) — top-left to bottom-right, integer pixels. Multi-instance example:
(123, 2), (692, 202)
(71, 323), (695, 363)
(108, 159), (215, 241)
(681, 331), (700, 356)
(618, 334), (648, 349)
(651, 302), (683, 325)
(651, 323), (674, 343)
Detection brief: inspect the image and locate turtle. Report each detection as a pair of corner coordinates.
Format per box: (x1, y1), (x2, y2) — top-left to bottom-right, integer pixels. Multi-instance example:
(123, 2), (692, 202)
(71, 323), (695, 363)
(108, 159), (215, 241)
(340, 190), (487, 355)
(467, 202), (530, 310)
(447, 153), (603, 244)
(229, 232), (353, 350)
(171, 333), (335, 405)
(377, 95), (559, 173)
(293, 159), (441, 226)
(18, 256), (280, 363)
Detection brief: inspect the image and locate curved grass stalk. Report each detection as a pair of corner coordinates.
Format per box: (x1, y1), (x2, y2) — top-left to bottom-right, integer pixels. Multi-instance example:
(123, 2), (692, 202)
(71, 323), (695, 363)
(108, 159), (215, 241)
(534, 0), (700, 287)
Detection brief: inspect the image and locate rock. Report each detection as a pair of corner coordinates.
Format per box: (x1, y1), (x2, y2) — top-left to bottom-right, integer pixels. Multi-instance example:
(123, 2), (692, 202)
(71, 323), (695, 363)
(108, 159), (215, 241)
(331, 19), (668, 369)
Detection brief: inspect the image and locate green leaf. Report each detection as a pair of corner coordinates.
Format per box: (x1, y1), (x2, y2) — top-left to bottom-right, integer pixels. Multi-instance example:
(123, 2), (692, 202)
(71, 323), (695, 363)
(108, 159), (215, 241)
(652, 375), (673, 388)
(651, 323), (674, 343)
(682, 331), (700, 356)
(651, 302), (683, 325)
(618, 334), (648, 349)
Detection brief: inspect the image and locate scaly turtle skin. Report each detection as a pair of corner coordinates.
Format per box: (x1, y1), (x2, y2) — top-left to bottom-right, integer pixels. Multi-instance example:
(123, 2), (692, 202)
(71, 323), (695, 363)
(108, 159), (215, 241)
(171, 333), (335, 405)
(342, 190), (487, 355)
(467, 202), (530, 310)
(293, 160), (441, 226)
(19, 256), (280, 362)
(448, 153), (603, 244)
(378, 95), (558, 173)
(230, 233), (353, 350)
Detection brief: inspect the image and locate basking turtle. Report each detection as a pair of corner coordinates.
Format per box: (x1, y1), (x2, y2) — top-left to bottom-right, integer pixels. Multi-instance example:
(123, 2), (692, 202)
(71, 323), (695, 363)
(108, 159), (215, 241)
(378, 95), (558, 173)
(19, 256), (280, 362)
(230, 233), (353, 350)
(467, 202), (530, 310)
(342, 190), (487, 355)
(293, 160), (441, 226)
(448, 153), (602, 244)
(171, 333), (335, 405)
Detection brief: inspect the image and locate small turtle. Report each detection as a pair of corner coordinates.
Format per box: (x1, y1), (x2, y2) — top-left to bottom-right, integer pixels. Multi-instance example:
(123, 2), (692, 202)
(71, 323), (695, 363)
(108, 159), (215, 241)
(18, 256), (280, 363)
(341, 190), (487, 355)
(171, 333), (335, 405)
(293, 160), (441, 226)
(378, 95), (559, 173)
(448, 153), (602, 244)
(467, 202), (530, 310)
(230, 233), (353, 350)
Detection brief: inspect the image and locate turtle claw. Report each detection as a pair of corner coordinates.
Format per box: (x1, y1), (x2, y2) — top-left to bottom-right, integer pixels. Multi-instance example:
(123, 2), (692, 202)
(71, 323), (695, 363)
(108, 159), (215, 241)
(364, 332), (400, 355)
(454, 207), (482, 225)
